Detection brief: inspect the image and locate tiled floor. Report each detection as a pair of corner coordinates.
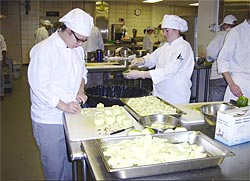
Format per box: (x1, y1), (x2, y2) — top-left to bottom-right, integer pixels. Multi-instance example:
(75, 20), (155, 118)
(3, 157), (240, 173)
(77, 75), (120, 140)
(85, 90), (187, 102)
(1, 65), (44, 180)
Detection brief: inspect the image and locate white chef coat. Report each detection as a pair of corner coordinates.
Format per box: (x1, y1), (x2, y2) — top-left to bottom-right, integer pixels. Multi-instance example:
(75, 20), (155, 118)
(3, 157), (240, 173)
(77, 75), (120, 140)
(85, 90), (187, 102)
(35, 26), (49, 44)
(206, 30), (229, 80)
(82, 26), (104, 52)
(143, 36), (194, 104)
(28, 31), (88, 124)
(218, 19), (250, 101)
(143, 33), (154, 53)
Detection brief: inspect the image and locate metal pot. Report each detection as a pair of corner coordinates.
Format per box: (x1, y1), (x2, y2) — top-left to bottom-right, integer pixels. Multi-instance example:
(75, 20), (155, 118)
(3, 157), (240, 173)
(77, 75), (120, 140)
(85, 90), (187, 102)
(85, 51), (96, 62)
(104, 50), (115, 57)
(200, 103), (236, 126)
(119, 49), (132, 57)
(135, 49), (148, 57)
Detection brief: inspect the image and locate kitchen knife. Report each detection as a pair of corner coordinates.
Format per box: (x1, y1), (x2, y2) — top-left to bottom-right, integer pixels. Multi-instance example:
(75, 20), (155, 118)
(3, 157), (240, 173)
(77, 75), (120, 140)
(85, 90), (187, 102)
(110, 126), (134, 135)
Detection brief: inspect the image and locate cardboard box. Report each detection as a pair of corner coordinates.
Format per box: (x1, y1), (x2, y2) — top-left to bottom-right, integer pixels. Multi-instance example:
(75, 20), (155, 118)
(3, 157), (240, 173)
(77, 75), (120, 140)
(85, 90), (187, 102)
(215, 106), (250, 146)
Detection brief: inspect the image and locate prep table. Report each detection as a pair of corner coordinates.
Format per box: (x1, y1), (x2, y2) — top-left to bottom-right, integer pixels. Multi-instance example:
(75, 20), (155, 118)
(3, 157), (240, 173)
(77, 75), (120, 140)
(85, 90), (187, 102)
(64, 102), (250, 180)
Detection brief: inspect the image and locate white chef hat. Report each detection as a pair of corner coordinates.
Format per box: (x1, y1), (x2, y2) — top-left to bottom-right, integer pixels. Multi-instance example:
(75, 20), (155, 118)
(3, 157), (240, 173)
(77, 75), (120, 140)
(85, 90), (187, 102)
(42, 20), (52, 26)
(220, 15), (237, 25)
(146, 26), (154, 31)
(162, 15), (188, 32)
(59, 8), (94, 37)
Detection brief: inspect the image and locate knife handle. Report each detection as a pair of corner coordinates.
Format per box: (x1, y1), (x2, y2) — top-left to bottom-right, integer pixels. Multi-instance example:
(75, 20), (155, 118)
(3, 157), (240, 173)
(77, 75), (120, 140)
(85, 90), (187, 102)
(110, 129), (125, 135)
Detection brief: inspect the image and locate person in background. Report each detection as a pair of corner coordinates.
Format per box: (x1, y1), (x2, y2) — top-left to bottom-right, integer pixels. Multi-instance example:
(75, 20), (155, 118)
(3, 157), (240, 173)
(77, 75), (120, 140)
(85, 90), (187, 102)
(124, 15), (194, 104)
(143, 26), (155, 53)
(82, 26), (104, 52)
(217, 17), (250, 102)
(206, 15), (238, 101)
(28, 8), (93, 180)
(35, 19), (52, 44)
(0, 33), (7, 101)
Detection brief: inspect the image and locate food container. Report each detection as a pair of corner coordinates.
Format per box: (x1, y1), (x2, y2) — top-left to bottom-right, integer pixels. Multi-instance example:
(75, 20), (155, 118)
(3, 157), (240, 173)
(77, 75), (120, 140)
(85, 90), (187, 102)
(120, 96), (185, 120)
(135, 49), (148, 57)
(200, 103), (236, 126)
(95, 131), (235, 179)
(138, 114), (181, 132)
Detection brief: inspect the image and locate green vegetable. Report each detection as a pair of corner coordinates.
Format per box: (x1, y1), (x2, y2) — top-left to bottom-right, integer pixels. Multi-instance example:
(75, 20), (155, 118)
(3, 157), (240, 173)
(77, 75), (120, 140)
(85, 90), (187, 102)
(236, 95), (248, 107)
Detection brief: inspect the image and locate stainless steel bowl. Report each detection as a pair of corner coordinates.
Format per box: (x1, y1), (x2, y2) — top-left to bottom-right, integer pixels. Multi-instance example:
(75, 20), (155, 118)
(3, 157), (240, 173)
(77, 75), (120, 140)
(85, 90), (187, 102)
(139, 114), (180, 132)
(200, 103), (236, 126)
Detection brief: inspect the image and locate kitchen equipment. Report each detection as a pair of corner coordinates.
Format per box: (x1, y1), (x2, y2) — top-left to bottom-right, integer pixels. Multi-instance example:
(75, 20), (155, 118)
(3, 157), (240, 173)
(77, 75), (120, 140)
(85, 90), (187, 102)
(135, 49), (148, 57)
(139, 114), (180, 132)
(64, 106), (143, 141)
(95, 131), (235, 179)
(200, 103), (236, 126)
(119, 48), (132, 57)
(104, 50), (115, 57)
(110, 126), (134, 135)
(111, 24), (122, 41)
(85, 51), (96, 62)
(120, 96), (185, 120)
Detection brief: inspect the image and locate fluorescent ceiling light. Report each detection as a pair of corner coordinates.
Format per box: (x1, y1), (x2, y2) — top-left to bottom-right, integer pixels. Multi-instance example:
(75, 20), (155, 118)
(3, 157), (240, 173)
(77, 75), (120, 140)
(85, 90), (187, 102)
(189, 3), (199, 6)
(143, 0), (163, 3)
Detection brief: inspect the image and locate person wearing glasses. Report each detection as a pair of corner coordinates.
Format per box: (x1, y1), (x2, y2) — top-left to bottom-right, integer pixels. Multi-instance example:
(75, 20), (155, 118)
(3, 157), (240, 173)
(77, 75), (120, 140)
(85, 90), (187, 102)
(28, 8), (93, 180)
(124, 15), (194, 104)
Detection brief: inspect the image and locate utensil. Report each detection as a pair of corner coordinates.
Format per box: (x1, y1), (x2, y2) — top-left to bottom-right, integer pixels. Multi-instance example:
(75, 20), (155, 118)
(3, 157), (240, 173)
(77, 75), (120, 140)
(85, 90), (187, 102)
(110, 126), (134, 135)
(200, 103), (236, 126)
(139, 114), (180, 132)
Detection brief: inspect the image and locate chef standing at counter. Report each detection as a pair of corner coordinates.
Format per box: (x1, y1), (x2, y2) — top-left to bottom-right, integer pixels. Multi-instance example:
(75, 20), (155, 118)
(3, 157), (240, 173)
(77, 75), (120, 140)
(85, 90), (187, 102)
(124, 15), (194, 104)
(206, 15), (238, 101)
(28, 8), (93, 180)
(82, 26), (104, 52)
(217, 17), (250, 101)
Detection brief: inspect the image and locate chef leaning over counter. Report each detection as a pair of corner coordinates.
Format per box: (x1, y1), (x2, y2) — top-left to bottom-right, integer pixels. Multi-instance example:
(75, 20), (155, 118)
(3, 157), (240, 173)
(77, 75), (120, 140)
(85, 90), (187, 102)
(27, 8), (93, 180)
(124, 15), (194, 105)
(217, 18), (250, 102)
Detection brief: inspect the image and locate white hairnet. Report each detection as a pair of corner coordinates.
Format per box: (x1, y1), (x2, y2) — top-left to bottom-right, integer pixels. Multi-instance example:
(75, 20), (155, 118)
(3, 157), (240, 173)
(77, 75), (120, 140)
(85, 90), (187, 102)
(162, 15), (188, 32)
(43, 20), (52, 26)
(59, 8), (94, 37)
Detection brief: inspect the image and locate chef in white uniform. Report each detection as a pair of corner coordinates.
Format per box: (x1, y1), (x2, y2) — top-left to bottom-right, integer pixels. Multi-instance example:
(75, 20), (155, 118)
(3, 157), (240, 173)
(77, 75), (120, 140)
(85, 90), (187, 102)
(217, 18), (250, 101)
(82, 26), (104, 52)
(143, 26), (154, 53)
(28, 8), (93, 180)
(206, 15), (238, 101)
(124, 15), (194, 104)
(35, 20), (52, 44)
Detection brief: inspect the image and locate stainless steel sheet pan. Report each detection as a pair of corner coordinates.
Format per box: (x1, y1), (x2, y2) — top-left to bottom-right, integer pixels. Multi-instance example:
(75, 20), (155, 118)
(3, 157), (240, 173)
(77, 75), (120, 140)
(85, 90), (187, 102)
(120, 96), (186, 120)
(95, 131), (234, 179)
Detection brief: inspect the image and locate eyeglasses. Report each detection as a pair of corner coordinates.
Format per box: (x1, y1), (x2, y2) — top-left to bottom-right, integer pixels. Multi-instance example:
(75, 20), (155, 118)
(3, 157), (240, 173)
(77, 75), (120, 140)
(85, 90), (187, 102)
(71, 30), (87, 43)
(162, 28), (170, 33)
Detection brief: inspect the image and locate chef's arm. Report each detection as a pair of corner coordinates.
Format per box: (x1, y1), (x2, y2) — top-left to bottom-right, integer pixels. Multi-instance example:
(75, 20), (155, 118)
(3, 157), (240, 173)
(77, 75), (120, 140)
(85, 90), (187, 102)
(223, 72), (243, 97)
(55, 79), (87, 114)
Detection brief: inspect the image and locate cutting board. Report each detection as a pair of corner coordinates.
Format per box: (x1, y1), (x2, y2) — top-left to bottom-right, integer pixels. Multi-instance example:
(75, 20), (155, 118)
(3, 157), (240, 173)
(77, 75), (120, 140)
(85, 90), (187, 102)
(64, 107), (143, 142)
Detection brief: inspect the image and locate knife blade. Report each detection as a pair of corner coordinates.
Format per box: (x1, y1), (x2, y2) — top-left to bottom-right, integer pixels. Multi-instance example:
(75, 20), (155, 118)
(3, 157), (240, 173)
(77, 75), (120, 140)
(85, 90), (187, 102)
(110, 126), (134, 135)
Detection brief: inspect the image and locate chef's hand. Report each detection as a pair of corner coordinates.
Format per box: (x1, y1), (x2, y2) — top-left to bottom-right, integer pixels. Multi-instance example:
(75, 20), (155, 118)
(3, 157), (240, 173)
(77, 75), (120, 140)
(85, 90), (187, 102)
(76, 91), (88, 104)
(228, 83), (243, 97)
(129, 58), (145, 67)
(56, 100), (81, 114)
(123, 70), (145, 79)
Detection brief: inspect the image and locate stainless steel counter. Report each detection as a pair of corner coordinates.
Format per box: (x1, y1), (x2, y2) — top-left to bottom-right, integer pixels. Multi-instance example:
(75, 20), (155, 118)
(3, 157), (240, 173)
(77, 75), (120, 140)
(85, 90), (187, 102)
(81, 123), (250, 180)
